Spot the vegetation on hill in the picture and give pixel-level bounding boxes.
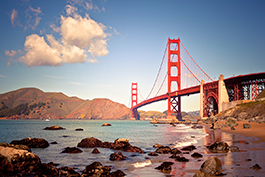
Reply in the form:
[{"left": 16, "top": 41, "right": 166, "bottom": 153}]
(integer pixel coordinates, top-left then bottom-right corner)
[{"left": 0, "top": 88, "right": 130, "bottom": 120}]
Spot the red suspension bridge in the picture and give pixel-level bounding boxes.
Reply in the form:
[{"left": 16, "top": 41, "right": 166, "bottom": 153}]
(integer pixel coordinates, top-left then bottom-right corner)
[{"left": 131, "top": 38, "right": 265, "bottom": 120}]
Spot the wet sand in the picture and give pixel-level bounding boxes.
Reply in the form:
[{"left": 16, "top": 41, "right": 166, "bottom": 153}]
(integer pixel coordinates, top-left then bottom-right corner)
[
  {"left": 205, "top": 121, "right": 265, "bottom": 143},
  {"left": 199, "top": 121, "right": 265, "bottom": 177}
]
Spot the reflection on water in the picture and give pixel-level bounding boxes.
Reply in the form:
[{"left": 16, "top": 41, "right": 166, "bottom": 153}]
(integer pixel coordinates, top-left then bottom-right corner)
[{"left": 201, "top": 126, "right": 265, "bottom": 177}]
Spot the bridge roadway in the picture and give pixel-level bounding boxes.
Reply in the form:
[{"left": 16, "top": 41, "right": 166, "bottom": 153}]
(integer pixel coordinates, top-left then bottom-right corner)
[{"left": 132, "top": 72, "right": 265, "bottom": 111}]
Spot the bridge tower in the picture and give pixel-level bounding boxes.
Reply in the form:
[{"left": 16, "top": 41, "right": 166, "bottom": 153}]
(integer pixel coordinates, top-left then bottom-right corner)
[
  {"left": 131, "top": 83, "right": 140, "bottom": 120},
  {"left": 167, "top": 38, "right": 181, "bottom": 120}
]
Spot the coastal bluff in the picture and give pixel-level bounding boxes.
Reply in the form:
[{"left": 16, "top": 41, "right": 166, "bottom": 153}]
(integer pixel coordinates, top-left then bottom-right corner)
[{"left": 0, "top": 87, "right": 130, "bottom": 120}]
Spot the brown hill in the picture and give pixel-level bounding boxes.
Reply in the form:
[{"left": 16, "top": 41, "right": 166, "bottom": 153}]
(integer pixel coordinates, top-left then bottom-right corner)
[{"left": 0, "top": 88, "right": 130, "bottom": 120}]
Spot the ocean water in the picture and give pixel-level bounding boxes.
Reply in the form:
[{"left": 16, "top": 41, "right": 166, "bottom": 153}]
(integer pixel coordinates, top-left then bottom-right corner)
[
  {"left": 0, "top": 119, "right": 209, "bottom": 176},
  {"left": 1, "top": 119, "right": 265, "bottom": 177}
]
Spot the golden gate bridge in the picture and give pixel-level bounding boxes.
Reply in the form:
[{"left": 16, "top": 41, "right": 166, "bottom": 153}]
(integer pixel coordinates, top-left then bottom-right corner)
[{"left": 131, "top": 38, "right": 265, "bottom": 120}]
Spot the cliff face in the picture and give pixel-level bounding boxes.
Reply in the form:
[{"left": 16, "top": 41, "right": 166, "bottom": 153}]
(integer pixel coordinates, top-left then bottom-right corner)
[{"left": 0, "top": 88, "right": 130, "bottom": 120}]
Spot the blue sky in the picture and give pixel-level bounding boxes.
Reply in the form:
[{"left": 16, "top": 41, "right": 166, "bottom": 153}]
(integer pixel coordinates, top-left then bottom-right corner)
[{"left": 1, "top": 0, "right": 265, "bottom": 112}]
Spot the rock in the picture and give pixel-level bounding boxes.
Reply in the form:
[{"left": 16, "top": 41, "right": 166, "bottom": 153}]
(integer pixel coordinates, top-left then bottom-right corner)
[
  {"left": 38, "top": 162, "right": 59, "bottom": 176},
  {"left": 0, "top": 145, "right": 42, "bottom": 175},
  {"left": 171, "top": 148, "right": 181, "bottom": 154},
  {"left": 102, "top": 123, "right": 111, "bottom": 126},
  {"left": 191, "top": 152, "right": 203, "bottom": 158},
  {"left": 75, "top": 128, "right": 84, "bottom": 131},
  {"left": 243, "top": 123, "right": 251, "bottom": 129},
  {"left": 50, "top": 141, "right": 58, "bottom": 144},
  {"left": 200, "top": 156, "right": 222, "bottom": 175},
  {"left": 237, "top": 112, "right": 248, "bottom": 120},
  {"left": 231, "top": 127, "right": 235, "bottom": 130},
  {"left": 82, "top": 162, "right": 111, "bottom": 177},
  {"left": 207, "top": 142, "right": 229, "bottom": 153},
  {"left": 250, "top": 164, "right": 262, "bottom": 170},
  {"left": 225, "top": 117, "right": 238, "bottom": 127},
  {"left": 77, "top": 137, "right": 103, "bottom": 148},
  {"left": 181, "top": 145, "right": 196, "bottom": 151},
  {"left": 155, "top": 146, "right": 171, "bottom": 154},
  {"left": 229, "top": 146, "right": 240, "bottom": 152},
  {"left": 110, "top": 169, "right": 126, "bottom": 177},
  {"left": 44, "top": 125, "right": 65, "bottom": 130},
  {"left": 153, "top": 144, "right": 164, "bottom": 148},
  {"left": 58, "top": 166, "right": 80, "bottom": 177},
  {"left": 10, "top": 137, "right": 49, "bottom": 148},
  {"left": 0, "top": 143, "right": 31, "bottom": 152},
  {"left": 61, "top": 147, "right": 83, "bottom": 153},
  {"left": 210, "top": 122, "right": 224, "bottom": 130},
  {"left": 92, "top": 148, "right": 100, "bottom": 154},
  {"left": 155, "top": 162, "right": 174, "bottom": 173},
  {"left": 175, "top": 156, "right": 189, "bottom": 162},
  {"left": 193, "top": 171, "right": 206, "bottom": 177},
  {"left": 148, "top": 152, "right": 158, "bottom": 156},
  {"left": 109, "top": 152, "right": 127, "bottom": 161},
  {"left": 115, "top": 138, "right": 129, "bottom": 143},
  {"left": 77, "top": 137, "right": 144, "bottom": 153}
]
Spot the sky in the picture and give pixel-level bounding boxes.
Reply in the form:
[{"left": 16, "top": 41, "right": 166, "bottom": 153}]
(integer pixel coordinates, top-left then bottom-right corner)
[{"left": 1, "top": 0, "right": 265, "bottom": 113}]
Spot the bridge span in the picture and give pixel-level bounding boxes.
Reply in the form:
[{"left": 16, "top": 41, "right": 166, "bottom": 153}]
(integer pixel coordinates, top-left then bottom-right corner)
[{"left": 131, "top": 38, "right": 265, "bottom": 120}]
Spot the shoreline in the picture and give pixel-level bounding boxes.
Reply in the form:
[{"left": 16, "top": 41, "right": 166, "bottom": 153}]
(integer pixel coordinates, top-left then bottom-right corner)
[{"left": 202, "top": 121, "right": 265, "bottom": 144}]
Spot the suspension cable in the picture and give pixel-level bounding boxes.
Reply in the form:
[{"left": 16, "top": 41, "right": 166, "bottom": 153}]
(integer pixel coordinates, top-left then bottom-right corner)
[
  {"left": 145, "top": 42, "right": 168, "bottom": 100},
  {"left": 155, "top": 71, "right": 168, "bottom": 97},
  {"left": 180, "top": 40, "right": 213, "bottom": 82},
  {"left": 180, "top": 57, "right": 200, "bottom": 83}
]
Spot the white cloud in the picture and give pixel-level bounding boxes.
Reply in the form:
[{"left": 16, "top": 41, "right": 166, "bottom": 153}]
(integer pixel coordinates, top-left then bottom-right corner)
[
  {"left": 24, "top": 6, "right": 42, "bottom": 30},
  {"left": 5, "top": 50, "right": 17, "bottom": 57},
  {"left": 11, "top": 9, "right": 18, "bottom": 27},
  {"left": 12, "top": 4, "right": 109, "bottom": 67},
  {"left": 60, "top": 14, "right": 109, "bottom": 57},
  {"left": 19, "top": 34, "right": 63, "bottom": 66},
  {"left": 10, "top": 9, "right": 22, "bottom": 28}
]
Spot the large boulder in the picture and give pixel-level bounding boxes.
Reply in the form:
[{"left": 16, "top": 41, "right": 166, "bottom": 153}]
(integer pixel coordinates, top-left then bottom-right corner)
[
  {"left": 44, "top": 125, "right": 65, "bottom": 130},
  {"left": 61, "top": 147, "right": 83, "bottom": 153},
  {"left": 155, "top": 162, "right": 174, "bottom": 173},
  {"left": 10, "top": 137, "right": 49, "bottom": 148},
  {"left": 77, "top": 137, "right": 103, "bottom": 148},
  {"left": 225, "top": 117, "right": 238, "bottom": 127},
  {"left": 0, "top": 145, "right": 41, "bottom": 175},
  {"left": 109, "top": 152, "right": 127, "bottom": 161},
  {"left": 82, "top": 162, "right": 111, "bottom": 177},
  {"left": 207, "top": 142, "right": 229, "bottom": 153},
  {"left": 155, "top": 146, "right": 171, "bottom": 154},
  {"left": 198, "top": 156, "right": 222, "bottom": 175},
  {"left": 77, "top": 137, "right": 144, "bottom": 153}
]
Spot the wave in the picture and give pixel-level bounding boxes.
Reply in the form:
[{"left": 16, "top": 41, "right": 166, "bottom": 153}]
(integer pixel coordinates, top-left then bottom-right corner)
[{"left": 133, "top": 160, "right": 152, "bottom": 168}]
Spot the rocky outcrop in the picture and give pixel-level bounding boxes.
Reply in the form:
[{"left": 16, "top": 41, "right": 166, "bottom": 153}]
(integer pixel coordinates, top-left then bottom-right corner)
[
  {"left": 61, "top": 147, "right": 83, "bottom": 153},
  {"left": 77, "top": 137, "right": 144, "bottom": 153},
  {"left": 81, "top": 162, "right": 125, "bottom": 177},
  {"left": 191, "top": 152, "right": 203, "bottom": 158},
  {"left": 91, "top": 148, "right": 100, "bottom": 154},
  {"left": 102, "top": 123, "right": 111, "bottom": 126},
  {"left": 194, "top": 156, "right": 222, "bottom": 176},
  {"left": 181, "top": 145, "right": 196, "bottom": 151},
  {"left": 155, "top": 162, "right": 174, "bottom": 173},
  {"left": 0, "top": 144, "right": 41, "bottom": 176},
  {"left": 109, "top": 152, "right": 127, "bottom": 161},
  {"left": 44, "top": 125, "right": 65, "bottom": 130},
  {"left": 207, "top": 142, "right": 229, "bottom": 153},
  {"left": 75, "top": 128, "right": 84, "bottom": 131},
  {"left": 155, "top": 146, "right": 171, "bottom": 154},
  {"left": 10, "top": 137, "right": 49, "bottom": 148}
]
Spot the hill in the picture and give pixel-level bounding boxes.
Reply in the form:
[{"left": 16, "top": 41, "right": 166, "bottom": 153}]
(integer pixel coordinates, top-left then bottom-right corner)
[{"left": 0, "top": 88, "right": 130, "bottom": 120}]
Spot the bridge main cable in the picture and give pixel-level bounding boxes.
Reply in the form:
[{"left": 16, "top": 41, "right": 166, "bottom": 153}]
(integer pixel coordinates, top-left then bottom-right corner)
[
  {"left": 145, "top": 42, "right": 168, "bottom": 100},
  {"left": 180, "top": 40, "right": 213, "bottom": 82}
]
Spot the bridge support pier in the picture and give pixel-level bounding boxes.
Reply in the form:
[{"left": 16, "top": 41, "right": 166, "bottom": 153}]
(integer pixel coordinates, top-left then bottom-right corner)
[
  {"left": 218, "top": 74, "right": 229, "bottom": 113},
  {"left": 200, "top": 80, "right": 204, "bottom": 118}
]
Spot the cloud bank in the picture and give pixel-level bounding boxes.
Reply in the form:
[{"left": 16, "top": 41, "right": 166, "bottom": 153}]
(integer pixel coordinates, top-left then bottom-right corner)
[{"left": 16, "top": 5, "right": 109, "bottom": 67}]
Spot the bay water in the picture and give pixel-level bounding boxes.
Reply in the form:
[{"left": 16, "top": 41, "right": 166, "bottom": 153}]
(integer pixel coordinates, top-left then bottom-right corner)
[{"left": 1, "top": 119, "right": 264, "bottom": 176}]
